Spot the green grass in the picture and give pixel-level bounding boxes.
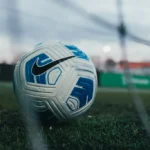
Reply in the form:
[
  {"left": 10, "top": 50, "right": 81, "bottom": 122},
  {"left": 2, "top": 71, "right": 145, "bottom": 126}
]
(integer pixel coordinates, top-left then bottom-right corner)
[
  {"left": 0, "top": 82, "right": 150, "bottom": 150},
  {"left": 0, "top": 82, "right": 18, "bottom": 109}
]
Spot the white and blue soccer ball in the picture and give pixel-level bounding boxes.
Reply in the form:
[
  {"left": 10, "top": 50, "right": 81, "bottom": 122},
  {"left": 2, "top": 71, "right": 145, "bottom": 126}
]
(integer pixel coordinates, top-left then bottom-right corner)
[{"left": 13, "top": 41, "right": 97, "bottom": 122}]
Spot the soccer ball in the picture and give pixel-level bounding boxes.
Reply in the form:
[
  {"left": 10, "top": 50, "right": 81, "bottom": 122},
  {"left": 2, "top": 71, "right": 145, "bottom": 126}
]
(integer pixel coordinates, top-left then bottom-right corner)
[{"left": 13, "top": 41, "right": 97, "bottom": 122}]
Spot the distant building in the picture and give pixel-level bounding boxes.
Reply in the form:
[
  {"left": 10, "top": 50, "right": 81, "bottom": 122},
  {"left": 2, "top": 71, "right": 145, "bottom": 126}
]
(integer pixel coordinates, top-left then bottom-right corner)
[{"left": 118, "top": 61, "right": 150, "bottom": 75}]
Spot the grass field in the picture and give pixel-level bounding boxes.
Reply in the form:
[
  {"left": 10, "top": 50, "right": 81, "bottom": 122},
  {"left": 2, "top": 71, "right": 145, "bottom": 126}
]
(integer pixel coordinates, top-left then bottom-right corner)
[{"left": 0, "top": 82, "right": 150, "bottom": 150}]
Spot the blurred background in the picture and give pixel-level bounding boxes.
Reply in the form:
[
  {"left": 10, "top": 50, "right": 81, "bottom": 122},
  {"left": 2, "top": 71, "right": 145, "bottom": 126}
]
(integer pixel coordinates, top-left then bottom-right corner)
[
  {"left": 0, "top": 0, "right": 150, "bottom": 149},
  {"left": 0, "top": 0, "right": 150, "bottom": 89}
]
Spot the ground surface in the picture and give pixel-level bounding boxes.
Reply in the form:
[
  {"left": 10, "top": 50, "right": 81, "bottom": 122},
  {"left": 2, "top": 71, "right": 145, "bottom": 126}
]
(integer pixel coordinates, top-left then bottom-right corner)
[{"left": 0, "top": 82, "right": 150, "bottom": 150}]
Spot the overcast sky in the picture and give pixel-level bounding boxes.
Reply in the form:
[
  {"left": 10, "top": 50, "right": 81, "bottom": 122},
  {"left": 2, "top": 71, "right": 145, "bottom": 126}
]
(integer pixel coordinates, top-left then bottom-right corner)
[{"left": 0, "top": 0, "right": 150, "bottom": 63}]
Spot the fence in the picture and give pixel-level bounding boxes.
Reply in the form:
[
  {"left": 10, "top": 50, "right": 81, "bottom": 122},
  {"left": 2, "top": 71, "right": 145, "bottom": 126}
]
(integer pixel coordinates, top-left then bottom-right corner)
[
  {"left": 100, "top": 72, "right": 150, "bottom": 89},
  {"left": 0, "top": 64, "right": 14, "bottom": 81}
]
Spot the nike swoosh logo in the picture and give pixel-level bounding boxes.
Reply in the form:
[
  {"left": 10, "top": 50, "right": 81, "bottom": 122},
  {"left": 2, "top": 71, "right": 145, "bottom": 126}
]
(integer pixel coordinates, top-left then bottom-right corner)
[{"left": 32, "top": 56, "right": 75, "bottom": 75}]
